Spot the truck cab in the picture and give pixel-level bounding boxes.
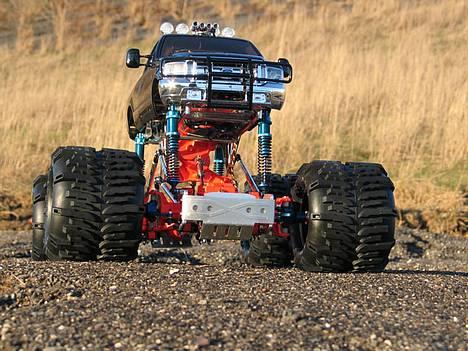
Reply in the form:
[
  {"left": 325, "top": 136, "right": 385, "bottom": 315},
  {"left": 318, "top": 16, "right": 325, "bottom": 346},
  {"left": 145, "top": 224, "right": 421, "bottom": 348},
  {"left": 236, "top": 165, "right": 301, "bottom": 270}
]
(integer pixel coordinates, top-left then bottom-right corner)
[{"left": 126, "top": 22, "right": 292, "bottom": 141}]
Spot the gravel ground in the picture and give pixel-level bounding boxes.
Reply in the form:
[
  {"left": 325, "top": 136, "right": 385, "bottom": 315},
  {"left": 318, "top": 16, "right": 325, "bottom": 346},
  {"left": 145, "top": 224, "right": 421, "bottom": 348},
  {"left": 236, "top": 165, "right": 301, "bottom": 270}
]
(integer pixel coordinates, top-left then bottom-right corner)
[{"left": 0, "top": 228, "right": 466, "bottom": 351}]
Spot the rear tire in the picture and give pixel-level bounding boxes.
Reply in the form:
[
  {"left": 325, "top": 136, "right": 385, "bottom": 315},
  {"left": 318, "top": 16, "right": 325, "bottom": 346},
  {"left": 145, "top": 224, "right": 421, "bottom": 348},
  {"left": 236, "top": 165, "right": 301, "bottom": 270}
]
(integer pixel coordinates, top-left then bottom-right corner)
[
  {"left": 241, "top": 234, "right": 292, "bottom": 267},
  {"left": 32, "top": 175, "right": 47, "bottom": 260},
  {"left": 291, "top": 161, "right": 396, "bottom": 272},
  {"left": 241, "top": 173, "right": 296, "bottom": 267},
  {"left": 43, "top": 147, "right": 145, "bottom": 261}
]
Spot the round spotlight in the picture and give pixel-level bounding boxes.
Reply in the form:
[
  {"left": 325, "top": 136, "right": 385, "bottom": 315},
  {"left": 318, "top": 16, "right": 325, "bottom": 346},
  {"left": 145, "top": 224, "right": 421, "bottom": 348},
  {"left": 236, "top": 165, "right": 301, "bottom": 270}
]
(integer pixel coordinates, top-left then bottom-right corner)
[
  {"left": 175, "top": 23, "right": 190, "bottom": 34},
  {"left": 160, "top": 22, "right": 174, "bottom": 35},
  {"left": 221, "top": 27, "right": 235, "bottom": 37}
]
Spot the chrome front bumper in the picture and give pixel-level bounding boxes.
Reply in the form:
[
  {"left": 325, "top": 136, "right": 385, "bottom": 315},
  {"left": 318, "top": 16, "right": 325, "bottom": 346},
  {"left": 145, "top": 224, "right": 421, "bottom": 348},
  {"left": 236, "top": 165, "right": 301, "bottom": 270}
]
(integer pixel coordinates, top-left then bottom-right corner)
[{"left": 158, "top": 79, "right": 286, "bottom": 110}]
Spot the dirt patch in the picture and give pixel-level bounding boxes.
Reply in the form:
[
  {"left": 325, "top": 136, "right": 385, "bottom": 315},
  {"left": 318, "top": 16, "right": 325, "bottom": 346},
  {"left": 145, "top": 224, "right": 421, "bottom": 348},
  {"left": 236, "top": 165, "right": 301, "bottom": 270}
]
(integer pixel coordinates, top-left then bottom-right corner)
[
  {"left": 395, "top": 181, "right": 467, "bottom": 236},
  {"left": 0, "top": 274, "right": 17, "bottom": 295},
  {"left": 397, "top": 204, "right": 467, "bottom": 236},
  {"left": 0, "top": 191, "right": 31, "bottom": 231}
]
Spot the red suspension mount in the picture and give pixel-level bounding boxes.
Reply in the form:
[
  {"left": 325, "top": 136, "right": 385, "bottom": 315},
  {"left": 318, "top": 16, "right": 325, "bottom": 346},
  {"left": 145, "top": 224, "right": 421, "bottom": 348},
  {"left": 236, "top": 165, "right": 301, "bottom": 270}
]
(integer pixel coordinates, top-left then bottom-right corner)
[{"left": 139, "top": 107, "right": 303, "bottom": 244}]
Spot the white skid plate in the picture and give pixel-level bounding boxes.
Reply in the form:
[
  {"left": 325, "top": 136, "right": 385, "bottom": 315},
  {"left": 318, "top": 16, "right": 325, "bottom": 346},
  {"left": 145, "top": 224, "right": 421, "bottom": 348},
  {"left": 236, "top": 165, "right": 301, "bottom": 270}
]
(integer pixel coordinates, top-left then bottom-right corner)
[{"left": 181, "top": 192, "right": 275, "bottom": 226}]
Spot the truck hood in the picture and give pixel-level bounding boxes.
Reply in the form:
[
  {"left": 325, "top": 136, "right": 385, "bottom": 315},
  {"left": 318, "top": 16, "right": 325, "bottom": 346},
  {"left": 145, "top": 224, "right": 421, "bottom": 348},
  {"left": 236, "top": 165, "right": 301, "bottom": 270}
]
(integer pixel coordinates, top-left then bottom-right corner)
[{"left": 167, "top": 51, "right": 265, "bottom": 61}]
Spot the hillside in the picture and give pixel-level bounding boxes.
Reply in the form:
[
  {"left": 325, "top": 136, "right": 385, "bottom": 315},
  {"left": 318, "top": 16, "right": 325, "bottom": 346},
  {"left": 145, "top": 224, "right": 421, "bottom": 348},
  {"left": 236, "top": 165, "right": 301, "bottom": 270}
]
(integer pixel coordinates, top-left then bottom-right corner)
[{"left": 0, "top": 0, "right": 466, "bottom": 234}]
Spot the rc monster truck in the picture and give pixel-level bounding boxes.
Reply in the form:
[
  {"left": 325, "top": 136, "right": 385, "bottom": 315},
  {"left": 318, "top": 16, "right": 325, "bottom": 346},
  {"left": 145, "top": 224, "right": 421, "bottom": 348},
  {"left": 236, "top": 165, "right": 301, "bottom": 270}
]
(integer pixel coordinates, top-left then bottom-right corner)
[{"left": 32, "top": 21, "right": 396, "bottom": 271}]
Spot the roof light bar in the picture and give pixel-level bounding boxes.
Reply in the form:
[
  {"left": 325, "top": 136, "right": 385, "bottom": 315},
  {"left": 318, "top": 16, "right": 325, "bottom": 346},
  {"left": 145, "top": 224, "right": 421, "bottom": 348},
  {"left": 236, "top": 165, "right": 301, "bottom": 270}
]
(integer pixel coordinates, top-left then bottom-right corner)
[
  {"left": 191, "top": 21, "right": 220, "bottom": 36},
  {"left": 159, "top": 21, "right": 235, "bottom": 37}
]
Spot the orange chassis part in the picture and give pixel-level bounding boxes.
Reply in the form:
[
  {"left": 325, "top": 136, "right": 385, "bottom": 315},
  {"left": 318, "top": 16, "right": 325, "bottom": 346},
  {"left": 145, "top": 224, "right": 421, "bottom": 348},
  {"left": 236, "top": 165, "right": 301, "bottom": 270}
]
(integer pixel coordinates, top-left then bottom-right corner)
[{"left": 141, "top": 113, "right": 291, "bottom": 242}]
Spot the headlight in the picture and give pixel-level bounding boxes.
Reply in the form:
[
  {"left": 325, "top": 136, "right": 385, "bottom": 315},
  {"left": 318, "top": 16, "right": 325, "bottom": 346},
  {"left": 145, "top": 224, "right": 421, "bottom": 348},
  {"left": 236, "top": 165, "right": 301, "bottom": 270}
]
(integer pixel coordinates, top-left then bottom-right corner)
[
  {"left": 265, "top": 66, "right": 283, "bottom": 80},
  {"left": 162, "top": 60, "right": 197, "bottom": 76},
  {"left": 257, "top": 65, "right": 284, "bottom": 80}
]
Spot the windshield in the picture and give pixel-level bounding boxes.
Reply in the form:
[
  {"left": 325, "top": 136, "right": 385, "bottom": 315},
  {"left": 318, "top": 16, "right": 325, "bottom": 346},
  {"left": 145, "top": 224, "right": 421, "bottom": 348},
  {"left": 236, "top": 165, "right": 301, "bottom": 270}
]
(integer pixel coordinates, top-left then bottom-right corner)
[{"left": 159, "top": 35, "right": 262, "bottom": 57}]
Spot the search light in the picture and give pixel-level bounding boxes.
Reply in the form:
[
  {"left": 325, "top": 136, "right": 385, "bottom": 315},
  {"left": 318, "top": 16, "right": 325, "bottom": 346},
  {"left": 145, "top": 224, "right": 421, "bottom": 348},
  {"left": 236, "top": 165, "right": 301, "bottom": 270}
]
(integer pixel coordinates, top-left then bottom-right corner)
[
  {"left": 160, "top": 22, "right": 174, "bottom": 34},
  {"left": 175, "top": 23, "right": 190, "bottom": 34},
  {"left": 221, "top": 27, "right": 235, "bottom": 38}
]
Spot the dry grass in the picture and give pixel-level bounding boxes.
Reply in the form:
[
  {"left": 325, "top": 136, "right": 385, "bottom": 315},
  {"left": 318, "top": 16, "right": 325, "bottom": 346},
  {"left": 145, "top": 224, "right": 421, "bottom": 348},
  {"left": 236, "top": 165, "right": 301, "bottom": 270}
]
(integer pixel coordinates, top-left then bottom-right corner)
[{"left": 0, "top": 0, "right": 466, "bottom": 233}]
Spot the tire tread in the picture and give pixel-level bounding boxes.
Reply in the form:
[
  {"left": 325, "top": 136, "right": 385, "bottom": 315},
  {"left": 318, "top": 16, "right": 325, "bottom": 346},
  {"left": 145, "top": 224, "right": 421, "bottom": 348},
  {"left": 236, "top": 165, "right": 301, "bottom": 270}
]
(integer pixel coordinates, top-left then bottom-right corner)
[
  {"left": 293, "top": 161, "right": 396, "bottom": 272},
  {"left": 41, "top": 147, "right": 144, "bottom": 261}
]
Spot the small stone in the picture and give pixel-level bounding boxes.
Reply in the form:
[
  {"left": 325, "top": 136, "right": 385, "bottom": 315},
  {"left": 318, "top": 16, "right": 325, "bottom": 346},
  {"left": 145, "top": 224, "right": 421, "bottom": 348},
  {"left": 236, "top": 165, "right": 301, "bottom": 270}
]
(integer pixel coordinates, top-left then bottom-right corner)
[
  {"left": 114, "top": 342, "right": 122, "bottom": 348},
  {"left": 384, "top": 340, "right": 392, "bottom": 346},
  {"left": 196, "top": 336, "right": 210, "bottom": 348},
  {"left": 198, "top": 299, "right": 207, "bottom": 305},
  {"left": 67, "top": 289, "right": 82, "bottom": 298},
  {"left": 0, "top": 294, "right": 16, "bottom": 306},
  {"left": 57, "top": 325, "right": 65, "bottom": 331},
  {"left": 109, "top": 285, "right": 118, "bottom": 291},
  {"left": 169, "top": 268, "right": 180, "bottom": 275}
]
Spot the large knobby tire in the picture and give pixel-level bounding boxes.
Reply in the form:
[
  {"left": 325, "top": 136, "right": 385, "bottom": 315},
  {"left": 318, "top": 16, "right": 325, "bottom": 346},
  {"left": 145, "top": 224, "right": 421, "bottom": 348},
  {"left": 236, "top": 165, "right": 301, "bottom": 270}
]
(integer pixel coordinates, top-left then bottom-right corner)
[
  {"left": 241, "top": 173, "right": 296, "bottom": 267},
  {"left": 43, "top": 147, "right": 145, "bottom": 261},
  {"left": 291, "top": 161, "right": 396, "bottom": 272},
  {"left": 31, "top": 175, "right": 47, "bottom": 260}
]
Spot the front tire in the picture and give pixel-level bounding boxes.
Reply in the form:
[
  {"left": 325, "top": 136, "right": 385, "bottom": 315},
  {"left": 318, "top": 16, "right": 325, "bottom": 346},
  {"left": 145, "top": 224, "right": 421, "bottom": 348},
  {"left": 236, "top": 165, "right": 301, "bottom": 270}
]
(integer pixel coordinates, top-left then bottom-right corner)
[
  {"left": 291, "top": 161, "right": 396, "bottom": 272},
  {"left": 43, "top": 147, "right": 145, "bottom": 261}
]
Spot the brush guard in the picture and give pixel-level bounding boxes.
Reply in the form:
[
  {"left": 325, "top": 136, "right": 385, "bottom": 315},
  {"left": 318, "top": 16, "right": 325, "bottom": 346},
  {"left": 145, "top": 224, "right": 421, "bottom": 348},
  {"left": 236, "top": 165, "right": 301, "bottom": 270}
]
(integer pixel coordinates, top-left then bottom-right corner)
[{"left": 158, "top": 55, "right": 293, "bottom": 110}]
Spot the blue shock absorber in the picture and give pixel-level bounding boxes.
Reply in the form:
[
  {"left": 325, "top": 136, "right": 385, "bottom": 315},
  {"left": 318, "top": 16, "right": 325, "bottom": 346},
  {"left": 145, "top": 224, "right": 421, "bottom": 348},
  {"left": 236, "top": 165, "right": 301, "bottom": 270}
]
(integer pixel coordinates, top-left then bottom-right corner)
[
  {"left": 257, "top": 110, "right": 272, "bottom": 192},
  {"left": 213, "top": 145, "right": 225, "bottom": 175},
  {"left": 166, "top": 104, "right": 181, "bottom": 186},
  {"left": 135, "top": 133, "right": 145, "bottom": 160}
]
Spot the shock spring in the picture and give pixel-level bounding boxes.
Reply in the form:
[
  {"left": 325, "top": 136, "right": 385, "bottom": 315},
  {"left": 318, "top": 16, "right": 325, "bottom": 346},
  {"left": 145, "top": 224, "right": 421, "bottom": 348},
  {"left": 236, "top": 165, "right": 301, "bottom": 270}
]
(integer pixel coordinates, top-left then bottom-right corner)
[
  {"left": 213, "top": 145, "right": 225, "bottom": 175},
  {"left": 134, "top": 133, "right": 145, "bottom": 160},
  {"left": 257, "top": 110, "right": 272, "bottom": 191},
  {"left": 166, "top": 104, "right": 180, "bottom": 186}
]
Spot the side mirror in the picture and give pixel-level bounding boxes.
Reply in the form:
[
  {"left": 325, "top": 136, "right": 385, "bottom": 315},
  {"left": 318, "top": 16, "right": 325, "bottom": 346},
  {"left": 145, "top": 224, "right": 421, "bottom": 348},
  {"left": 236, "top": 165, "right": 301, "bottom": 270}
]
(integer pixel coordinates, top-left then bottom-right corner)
[
  {"left": 126, "top": 48, "right": 141, "bottom": 68},
  {"left": 278, "top": 58, "right": 292, "bottom": 79}
]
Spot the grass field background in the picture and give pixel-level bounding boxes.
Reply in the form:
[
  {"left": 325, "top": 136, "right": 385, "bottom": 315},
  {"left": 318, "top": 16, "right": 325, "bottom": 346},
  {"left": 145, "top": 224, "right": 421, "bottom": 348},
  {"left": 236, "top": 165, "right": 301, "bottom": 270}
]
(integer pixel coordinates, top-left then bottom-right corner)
[{"left": 0, "top": 0, "right": 466, "bottom": 234}]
